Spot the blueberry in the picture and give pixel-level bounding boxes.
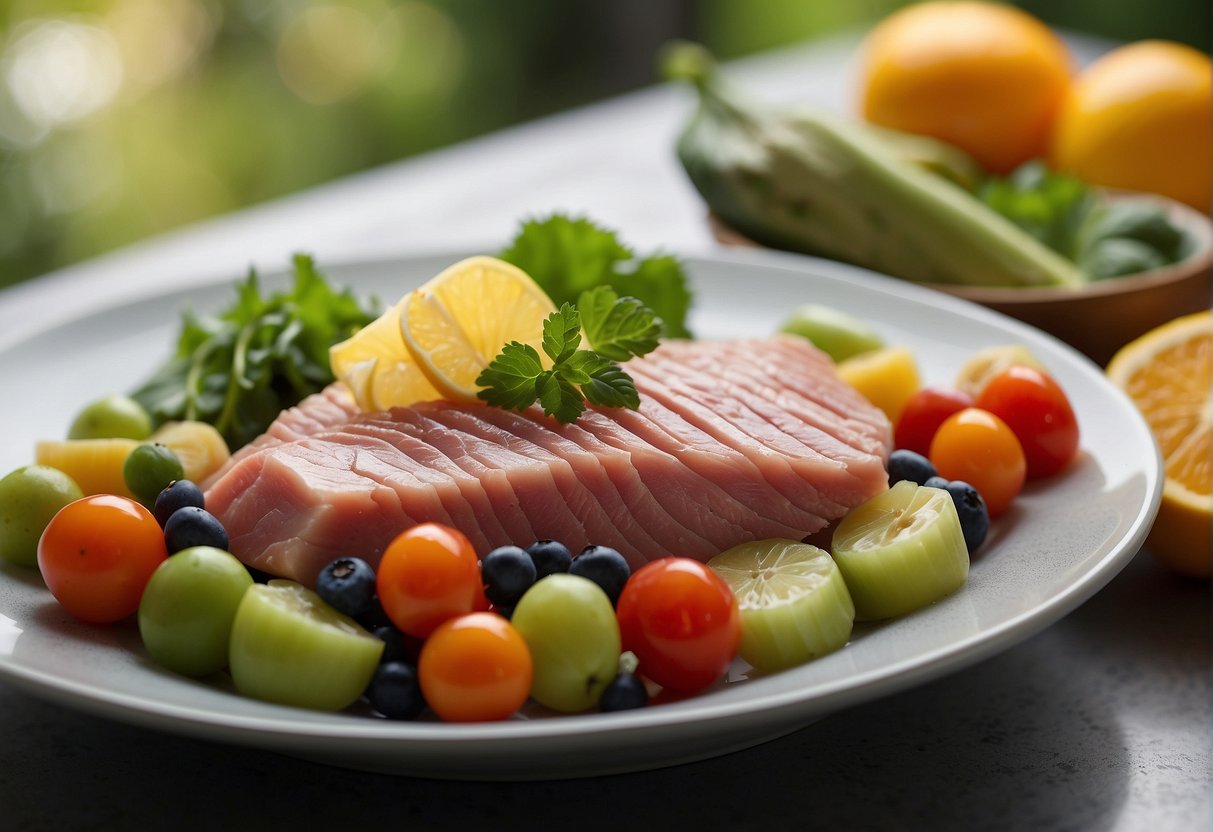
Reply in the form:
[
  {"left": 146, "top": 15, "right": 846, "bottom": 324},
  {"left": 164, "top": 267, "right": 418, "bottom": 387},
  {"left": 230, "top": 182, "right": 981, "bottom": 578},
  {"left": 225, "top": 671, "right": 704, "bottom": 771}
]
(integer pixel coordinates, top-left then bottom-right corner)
[
  {"left": 924, "top": 476, "right": 950, "bottom": 490},
  {"left": 372, "top": 625, "right": 423, "bottom": 665},
  {"left": 481, "top": 545, "right": 537, "bottom": 606},
  {"left": 365, "top": 661, "right": 426, "bottom": 720},
  {"left": 316, "top": 557, "right": 376, "bottom": 617},
  {"left": 493, "top": 604, "right": 515, "bottom": 621},
  {"left": 570, "top": 545, "right": 631, "bottom": 606},
  {"left": 163, "top": 506, "right": 229, "bottom": 554},
  {"left": 526, "top": 539, "right": 572, "bottom": 579},
  {"left": 356, "top": 595, "right": 395, "bottom": 631},
  {"left": 943, "top": 480, "right": 990, "bottom": 553},
  {"left": 888, "top": 449, "right": 937, "bottom": 486},
  {"left": 153, "top": 480, "right": 205, "bottom": 528},
  {"left": 600, "top": 672, "right": 647, "bottom": 712}
]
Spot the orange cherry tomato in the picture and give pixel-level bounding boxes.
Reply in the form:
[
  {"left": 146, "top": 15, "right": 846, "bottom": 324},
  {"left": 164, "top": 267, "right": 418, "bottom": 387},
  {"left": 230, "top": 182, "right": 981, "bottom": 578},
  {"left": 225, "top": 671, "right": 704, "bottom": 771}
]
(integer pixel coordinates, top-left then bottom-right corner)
[
  {"left": 616, "top": 557, "right": 741, "bottom": 693},
  {"left": 418, "top": 612, "right": 533, "bottom": 722},
  {"left": 376, "top": 522, "right": 480, "bottom": 638},
  {"left": 929, "top": 408, "right": 1027, "bottom": 517},
  {"left": 37, "top": 495, "right": 168, "bottom": 624}
]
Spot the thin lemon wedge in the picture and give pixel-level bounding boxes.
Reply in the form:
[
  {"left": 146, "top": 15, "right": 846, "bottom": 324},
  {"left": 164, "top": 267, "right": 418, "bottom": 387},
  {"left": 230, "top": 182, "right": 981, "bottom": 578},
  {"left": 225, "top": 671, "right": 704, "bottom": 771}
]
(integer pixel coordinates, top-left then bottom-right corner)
[
  {"left": 1107, "top": 311, "right": 1212, "bottom": 578},
  {"left": 329, "top": 294, "right": 440, "bottom": 412},
  {"left": 401, "top": 256, "right": 556, "bottom": 402}
]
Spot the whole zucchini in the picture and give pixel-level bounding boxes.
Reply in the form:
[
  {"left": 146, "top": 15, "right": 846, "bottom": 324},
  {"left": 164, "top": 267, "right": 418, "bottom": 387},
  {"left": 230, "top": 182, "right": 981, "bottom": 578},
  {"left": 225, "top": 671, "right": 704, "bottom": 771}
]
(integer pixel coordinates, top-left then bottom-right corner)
[{"left": 664, "top": 43, "right": 1083, "bottom": 289}]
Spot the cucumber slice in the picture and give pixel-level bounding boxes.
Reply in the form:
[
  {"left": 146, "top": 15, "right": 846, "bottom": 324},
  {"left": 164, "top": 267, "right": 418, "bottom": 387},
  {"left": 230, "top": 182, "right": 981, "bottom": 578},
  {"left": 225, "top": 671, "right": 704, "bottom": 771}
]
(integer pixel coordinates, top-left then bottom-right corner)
[
  {"left": 832, "top": 481, "right": 969, "bottom": 620},
  {"left": 708, "top": 539, "right": 854, "bottom": 673},
  {"left": 228, "top": 581, "right": 384, "bottom": 711}
]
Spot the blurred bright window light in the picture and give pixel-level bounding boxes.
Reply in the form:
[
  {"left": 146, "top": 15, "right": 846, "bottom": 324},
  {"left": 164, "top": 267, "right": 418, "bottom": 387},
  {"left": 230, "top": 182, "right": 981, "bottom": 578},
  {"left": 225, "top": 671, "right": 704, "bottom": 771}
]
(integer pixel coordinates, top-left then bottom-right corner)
[
  {"left": 276, "top": 3, "right": 386, "bottom": 105},
  {"left": 3, "top": 19, "right": 124, "bottom": 129},
  {"left": 107, "top": 0, "right": 219, "bottom": 94}
]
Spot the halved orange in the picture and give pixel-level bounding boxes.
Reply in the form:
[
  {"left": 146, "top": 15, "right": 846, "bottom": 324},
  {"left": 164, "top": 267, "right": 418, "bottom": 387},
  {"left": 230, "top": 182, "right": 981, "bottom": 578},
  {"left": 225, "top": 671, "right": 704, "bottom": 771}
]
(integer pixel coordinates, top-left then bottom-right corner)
[{"left": 1106, "top": 311, "right": 1211, "bottom": 578}]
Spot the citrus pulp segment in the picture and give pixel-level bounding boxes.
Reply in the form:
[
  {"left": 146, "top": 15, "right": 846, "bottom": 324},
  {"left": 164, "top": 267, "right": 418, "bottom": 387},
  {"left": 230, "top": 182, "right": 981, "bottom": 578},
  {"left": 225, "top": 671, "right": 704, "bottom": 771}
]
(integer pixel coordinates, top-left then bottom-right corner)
[
  {"left": 329, "top": 296, "right": 440, "bottom": 412},
  {"left": 400, "top": 256, "right": 556, "bottom": 402},
  {"left": 708, "top": 539, "right": 854, "bottom": 673},
  {"left": 1106, "top": 311, "right": 1212, "bottom": 577}
]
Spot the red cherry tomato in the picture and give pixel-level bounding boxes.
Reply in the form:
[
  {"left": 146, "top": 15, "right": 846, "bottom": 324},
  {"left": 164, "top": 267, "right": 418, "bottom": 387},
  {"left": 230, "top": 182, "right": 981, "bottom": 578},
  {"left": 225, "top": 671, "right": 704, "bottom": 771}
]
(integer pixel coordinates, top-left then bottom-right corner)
[
  {"left": 376, "top": 523, "right": 480, "bottom": 638},
  {"left": 929, "top": 408, "right": 1026, "bottom": 517},
  {"left": 976, "top": 366, "right": 1079, "bottom": 479},
  {"left": 616, "top": 557, "right": 741, "bottom": 693},
  {"left": 37, "top": 495, "right": 168, "bottom": 624},
  {"left": 894, "top": 386, "right": 974, "bottom": 455},
  {"left": 418, "top": 612, "right": 533, "bottom": 722}
]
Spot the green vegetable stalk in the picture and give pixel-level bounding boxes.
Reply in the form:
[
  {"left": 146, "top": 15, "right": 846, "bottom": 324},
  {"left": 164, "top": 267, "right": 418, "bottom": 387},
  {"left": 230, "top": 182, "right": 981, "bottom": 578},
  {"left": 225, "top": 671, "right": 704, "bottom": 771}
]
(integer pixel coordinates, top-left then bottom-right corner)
[
  {"left": 131, "top": 255, "right": 378, "bottom": 449},
  {"left": 662, "top": 42, "right": 1083, "bottom": 289}
]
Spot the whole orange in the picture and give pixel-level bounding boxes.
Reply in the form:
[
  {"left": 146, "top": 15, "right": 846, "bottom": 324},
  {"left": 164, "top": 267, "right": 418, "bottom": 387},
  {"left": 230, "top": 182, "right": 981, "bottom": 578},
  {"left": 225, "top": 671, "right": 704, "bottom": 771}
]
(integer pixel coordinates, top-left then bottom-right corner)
[
  {"left": 1050, "top": 40, "right": 1212, "bottom": 212},
  {"left": 859, "top": 1, "right": 1072, "bottom": 173}
]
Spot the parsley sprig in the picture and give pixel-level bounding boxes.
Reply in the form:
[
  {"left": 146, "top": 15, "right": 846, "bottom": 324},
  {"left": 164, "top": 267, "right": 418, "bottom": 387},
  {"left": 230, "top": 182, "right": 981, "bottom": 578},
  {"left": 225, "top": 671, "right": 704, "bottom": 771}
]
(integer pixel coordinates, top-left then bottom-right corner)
[{"left": 476, "top": 286, "right": 661, "bottom": 424}]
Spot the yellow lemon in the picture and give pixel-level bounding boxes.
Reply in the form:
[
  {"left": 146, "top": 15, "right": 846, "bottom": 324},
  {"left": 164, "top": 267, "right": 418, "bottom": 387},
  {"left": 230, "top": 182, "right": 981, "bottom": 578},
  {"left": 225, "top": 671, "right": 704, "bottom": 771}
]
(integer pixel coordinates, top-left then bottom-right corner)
[
  {"left": 400, "top": 256, "right": 556, "bottom": 403},
  {"left": 330, "top": 295, "right": 441, "bottom": 412},
  {"left": 1106, "top": 311, "right": 1211, "bottom": 578}
]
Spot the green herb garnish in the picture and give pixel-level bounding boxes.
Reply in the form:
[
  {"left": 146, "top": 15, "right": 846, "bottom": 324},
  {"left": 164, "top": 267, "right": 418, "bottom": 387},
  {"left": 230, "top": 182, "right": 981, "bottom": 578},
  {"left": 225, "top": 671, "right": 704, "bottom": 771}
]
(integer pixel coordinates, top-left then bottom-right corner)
[
  {"left": 476, "top": 285, "right": 662, "bottom": 424},
  {"left": 500, "top": 214, "right": 693, "bottom": 338},
  {"left": 131, "top": 254, "right": 378, "bottom": 449}
]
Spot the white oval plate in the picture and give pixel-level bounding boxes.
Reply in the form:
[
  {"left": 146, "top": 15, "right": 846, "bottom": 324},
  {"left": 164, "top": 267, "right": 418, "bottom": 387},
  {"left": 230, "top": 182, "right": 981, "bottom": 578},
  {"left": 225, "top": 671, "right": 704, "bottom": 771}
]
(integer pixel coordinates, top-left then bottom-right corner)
[{"left": 0, "top": 249, "right": 1160, "bottom": 779}]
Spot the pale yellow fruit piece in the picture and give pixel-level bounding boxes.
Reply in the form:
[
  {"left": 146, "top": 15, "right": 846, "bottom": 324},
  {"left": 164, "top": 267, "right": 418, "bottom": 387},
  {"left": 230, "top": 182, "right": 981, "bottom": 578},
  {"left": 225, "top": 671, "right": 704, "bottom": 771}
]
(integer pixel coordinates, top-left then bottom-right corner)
[
  {"left": 401, "top": 256, "right": 556, "bottom": 402},
  {"left": 329, "top": 295, "right": 440, "bottom": 412},
  {"left": 1106, "top": 310, "right": 1211, "bottom": 578},
  {"left": 150, "top": 421, "right": 231, "bottom": 483},
  {"left": 835, "top": 346, "right": 920, "bottom": 424},
  {"left": 955, "top": 344, "right": 1045, "bottom": 399},
  {"left": 34, "top": 438, "right": 139, "bottom": 497}
]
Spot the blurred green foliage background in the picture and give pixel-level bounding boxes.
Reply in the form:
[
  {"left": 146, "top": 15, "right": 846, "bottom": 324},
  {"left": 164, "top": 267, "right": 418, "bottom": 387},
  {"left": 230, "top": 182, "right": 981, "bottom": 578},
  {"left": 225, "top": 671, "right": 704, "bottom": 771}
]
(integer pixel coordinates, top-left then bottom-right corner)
[{"left": 0, "top": 0, "right": 1208, "bottom": 288}]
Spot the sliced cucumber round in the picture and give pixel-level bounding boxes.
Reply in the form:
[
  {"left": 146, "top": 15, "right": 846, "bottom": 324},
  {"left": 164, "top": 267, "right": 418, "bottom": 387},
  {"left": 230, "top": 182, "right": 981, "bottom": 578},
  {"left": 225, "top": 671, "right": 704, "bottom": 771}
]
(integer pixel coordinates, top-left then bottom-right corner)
[
  {"left": 708, "top": 539, "right": 854, "bottom": 673},
  {"left": 228, "top": 580, "right": 384, "bottom": 711},
  {"left": 832, "top": 480, "right": 969, "bottom": 620}
]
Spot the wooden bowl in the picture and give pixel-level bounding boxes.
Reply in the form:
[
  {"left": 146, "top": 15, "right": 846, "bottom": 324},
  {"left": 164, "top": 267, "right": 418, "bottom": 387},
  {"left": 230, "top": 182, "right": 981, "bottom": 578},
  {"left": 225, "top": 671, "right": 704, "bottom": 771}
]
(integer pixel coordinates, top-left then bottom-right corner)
[{"left": 709, "top": 195, "right": 1211, "bottom": 366}]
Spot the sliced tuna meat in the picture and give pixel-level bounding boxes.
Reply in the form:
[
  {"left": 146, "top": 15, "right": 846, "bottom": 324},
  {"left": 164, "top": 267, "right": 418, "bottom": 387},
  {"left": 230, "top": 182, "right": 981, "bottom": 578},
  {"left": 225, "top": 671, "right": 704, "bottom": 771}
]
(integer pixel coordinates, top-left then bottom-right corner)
[{"left": 204, "top": 336, "right": 892, "bottom": 585}]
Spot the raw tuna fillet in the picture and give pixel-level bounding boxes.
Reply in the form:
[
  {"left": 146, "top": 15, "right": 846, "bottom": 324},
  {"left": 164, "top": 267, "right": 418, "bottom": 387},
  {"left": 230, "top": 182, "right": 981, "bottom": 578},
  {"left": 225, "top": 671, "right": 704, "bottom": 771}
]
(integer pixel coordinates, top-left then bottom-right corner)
[{"left": 204, "top": 337, "right": 891, "bottom": 585}]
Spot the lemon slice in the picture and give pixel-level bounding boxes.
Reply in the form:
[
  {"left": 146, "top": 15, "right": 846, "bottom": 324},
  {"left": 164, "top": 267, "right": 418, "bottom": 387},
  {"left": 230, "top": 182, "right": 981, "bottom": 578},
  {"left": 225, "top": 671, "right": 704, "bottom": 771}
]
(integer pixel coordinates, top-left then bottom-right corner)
[
  {"left": 400, "top": 256, "right": 557, "bottom": 402},
  {"left": 330, "top": 296, "right": 440, "bottom": 412},
  {"left": 1107, "top": 311, "right": 1211, "bottom": 578},
  {"left": 708, "top": 539, "right": 854, "bottom": 673}
]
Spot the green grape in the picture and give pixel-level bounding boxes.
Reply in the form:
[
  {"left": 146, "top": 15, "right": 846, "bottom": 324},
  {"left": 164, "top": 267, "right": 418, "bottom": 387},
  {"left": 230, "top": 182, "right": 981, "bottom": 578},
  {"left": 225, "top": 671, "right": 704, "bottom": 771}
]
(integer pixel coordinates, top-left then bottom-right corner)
[
  {"left": 138, "top": 546, "right": 254, "bottom": 677},
  {"left": 123, "top": 443, "right": 184, "bottom": 506},
  {"left": 510, "top": 574, "right": 620, "bottom": 712},
  {"left": 779, "top": 304, "right": 885, "bottom": 363},
  {"left": 832, "top": 481, "right": 970, "bottom": 620},
  {"left": 68, "top": 394, "right": 153, "bottom": 441},
  {"left": 0, "top": 466, "right": 84, "bottom": 568},
  {"left": 228, "top": 581, "right": 383, "bottom": 711}
]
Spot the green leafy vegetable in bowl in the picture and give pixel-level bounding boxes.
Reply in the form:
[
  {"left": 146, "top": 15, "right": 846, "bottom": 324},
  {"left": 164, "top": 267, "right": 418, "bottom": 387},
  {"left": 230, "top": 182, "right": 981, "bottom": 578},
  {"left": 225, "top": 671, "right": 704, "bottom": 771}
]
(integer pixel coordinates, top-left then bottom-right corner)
[
  {"left": 131, "top": 255, "right": 378, "bottom": 449},
  {"left": 978, "top": 162, "right": 1194, "bottom": 281}
]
